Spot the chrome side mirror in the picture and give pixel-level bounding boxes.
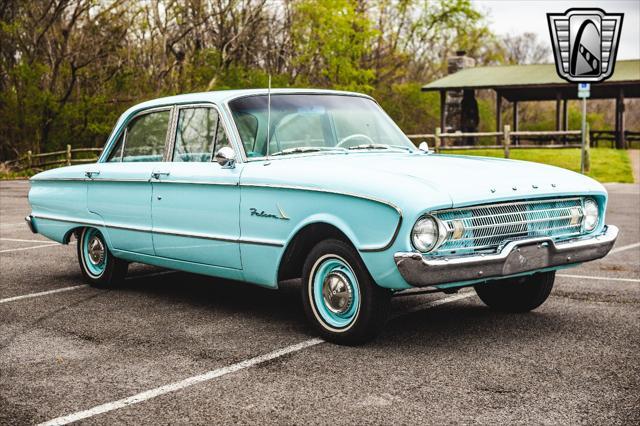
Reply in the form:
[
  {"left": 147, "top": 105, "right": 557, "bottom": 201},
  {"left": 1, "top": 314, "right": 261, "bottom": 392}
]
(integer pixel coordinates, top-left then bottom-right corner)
[
  {"left": 418, "top": 141, "right": 430, "bottom": 152},
  {"left": 215, "top": 146, "right": 236, "bottom": 168}
]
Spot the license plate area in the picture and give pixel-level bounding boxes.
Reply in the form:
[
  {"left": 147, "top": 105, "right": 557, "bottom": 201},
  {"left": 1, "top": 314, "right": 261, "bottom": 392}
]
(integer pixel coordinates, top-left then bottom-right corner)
[{"left": 502, "top": 242, "right": 551, "bottom": 275}]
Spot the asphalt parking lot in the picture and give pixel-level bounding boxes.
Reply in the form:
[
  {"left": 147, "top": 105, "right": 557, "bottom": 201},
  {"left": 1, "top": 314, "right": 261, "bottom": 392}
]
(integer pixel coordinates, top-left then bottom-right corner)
[{"left": 1, "top": 179, "right": 639, "bottom": 425}]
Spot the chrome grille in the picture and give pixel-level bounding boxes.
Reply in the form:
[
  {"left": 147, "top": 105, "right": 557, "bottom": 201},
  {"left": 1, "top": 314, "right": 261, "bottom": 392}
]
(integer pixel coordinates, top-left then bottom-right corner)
[{"left": 431, "top": 197, "right": 585, "bottom": 256}]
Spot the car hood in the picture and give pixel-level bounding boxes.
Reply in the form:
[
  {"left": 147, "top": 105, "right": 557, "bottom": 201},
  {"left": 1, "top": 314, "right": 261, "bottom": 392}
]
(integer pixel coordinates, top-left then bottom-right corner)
[{"left": 244, "top": 152, "right": 606, "bottom": 210}]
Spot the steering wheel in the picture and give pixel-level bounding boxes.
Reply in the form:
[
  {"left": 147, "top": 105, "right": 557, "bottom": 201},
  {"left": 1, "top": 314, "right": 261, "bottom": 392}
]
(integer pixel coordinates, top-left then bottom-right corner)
[{"left": 336, "top": 133, "right": 375, "bottom": 148}]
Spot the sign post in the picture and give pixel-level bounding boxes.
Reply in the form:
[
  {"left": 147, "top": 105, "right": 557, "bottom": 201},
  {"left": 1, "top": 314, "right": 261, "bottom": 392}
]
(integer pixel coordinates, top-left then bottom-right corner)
[{"left": 578, "top": 83, "right": 590, "bottom": 174}]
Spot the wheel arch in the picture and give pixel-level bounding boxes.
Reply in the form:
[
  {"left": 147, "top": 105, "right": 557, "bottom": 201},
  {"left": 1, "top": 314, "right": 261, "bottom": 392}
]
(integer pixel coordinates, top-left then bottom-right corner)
[
  {"left": 62, "top": 222, "right": 114, "bottom": 252},
  {"left": 277, "top": 221, "right": 360, "bottom": 282},
  {"left": 63, "top": 226, "right": 85, "bottom": 244}
]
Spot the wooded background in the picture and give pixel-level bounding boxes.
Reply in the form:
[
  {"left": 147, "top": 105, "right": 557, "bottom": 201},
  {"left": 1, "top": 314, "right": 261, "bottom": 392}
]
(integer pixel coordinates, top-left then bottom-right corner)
[{"left": 0, "top": 0, "right": 631, "bottom": 161}]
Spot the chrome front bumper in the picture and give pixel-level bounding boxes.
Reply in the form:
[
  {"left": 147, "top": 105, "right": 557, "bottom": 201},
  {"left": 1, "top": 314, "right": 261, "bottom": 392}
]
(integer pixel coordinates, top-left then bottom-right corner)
[{"left": 394, "top": 225, "right": 618, "bottom": 287}]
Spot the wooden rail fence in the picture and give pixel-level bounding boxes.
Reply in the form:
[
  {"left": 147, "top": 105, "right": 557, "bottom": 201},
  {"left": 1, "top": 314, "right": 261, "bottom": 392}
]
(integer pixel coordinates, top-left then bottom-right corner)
[
  {"left": 5, "top": 145, "right": 102, "bottom": 171},
  {"left": 407, "top": 125, "right": 590, "bottom": 171},
  {"left": 5, "top": 126, "right": 597, "bottom": 173}
]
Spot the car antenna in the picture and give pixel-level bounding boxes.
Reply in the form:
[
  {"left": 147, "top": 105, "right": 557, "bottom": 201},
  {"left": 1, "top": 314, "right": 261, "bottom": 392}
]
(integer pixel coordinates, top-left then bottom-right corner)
[{"left": 266, "top": 74, "right": 272, "bottom": 158}]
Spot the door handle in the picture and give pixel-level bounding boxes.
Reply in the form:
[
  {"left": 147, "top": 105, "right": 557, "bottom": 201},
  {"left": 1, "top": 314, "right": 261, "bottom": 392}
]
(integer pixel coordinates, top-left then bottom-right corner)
[
  {"left": 85, "top": 170, "right": 100, "bottom": 178},
  {"left": 151, "top": 171, "right": 170, "bottom": 179}
]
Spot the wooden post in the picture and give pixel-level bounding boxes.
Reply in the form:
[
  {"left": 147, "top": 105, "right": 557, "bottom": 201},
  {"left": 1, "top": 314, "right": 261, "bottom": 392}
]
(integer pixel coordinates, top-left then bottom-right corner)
[
  {"left": 27, "top": 150, "right": 32, "bottom": 170},
  {"left": 434, "top": 127, "right": 442, "bottom": 153},
  {"left": 495, "top": 91, "right": 502, "bottom": 145},
  {"left": 555, "top": 93, "right": 562, "bottom": 131},
  {"left": 614, "top": 89, "right": 626, "bottom": 149},
  {"left": 503, "top": 124, "right": 511, "bottom": 159},
  {"left": 66, "top": 144, "right": 72, "bottom": 166},
  {"left": 555, "top": 92, "right": 562, "bottom": 144},
  {"left": 584, "top": 122, "right": 591, "bottom": 173},
  {"left": 439, "top": 90, "right": 446, "bottom": 134},
  {"left": 562, "top": 99, "right": 569, "bottom": 145},
  {"left": 512, "top": 101, "right": 519, "bottom": 146}
]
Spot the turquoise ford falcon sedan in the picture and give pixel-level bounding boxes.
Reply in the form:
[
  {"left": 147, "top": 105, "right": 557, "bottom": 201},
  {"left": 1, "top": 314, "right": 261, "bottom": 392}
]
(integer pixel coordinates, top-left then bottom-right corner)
[{"left": 26, "top": 89, "right": 618, "bottom": 344}]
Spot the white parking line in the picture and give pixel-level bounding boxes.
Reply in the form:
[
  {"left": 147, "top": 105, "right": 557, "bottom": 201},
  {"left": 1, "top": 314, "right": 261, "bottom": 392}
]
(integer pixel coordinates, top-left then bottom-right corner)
[
  {"left": 0, "top": 243, "right": 59, "bottom": 253},
  {"left": 1, "top": 237, "right": 51, "bottom": 243},
  {"left": 39, "top": 339, "right": 324, "bottom": 426},
  {"left": 396, "top": 291, "right": 475, "bottom": 317},
  {"left": 558, "top": 274, "right": 640, "bottom": 283},
  {"left": 610, "top": 242, "right": 640, "bottom": 254},
  {"left": 0, "top": 285, "right": 88, "bottom": 304},
  {"left": 39, "top": 292, "right": 471, "bottom": 425},
  {"left": 0, "top": 222, "right": 26, "bottom": 228}
]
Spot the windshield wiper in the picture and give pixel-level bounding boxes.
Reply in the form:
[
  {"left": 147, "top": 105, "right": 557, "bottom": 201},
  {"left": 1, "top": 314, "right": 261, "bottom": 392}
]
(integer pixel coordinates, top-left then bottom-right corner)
[
  {"left": 347, "top": 144, "right": 413, "bottom": 152},
  {"left": 270, "top": 146, "right": 347, "bottom": 156}
]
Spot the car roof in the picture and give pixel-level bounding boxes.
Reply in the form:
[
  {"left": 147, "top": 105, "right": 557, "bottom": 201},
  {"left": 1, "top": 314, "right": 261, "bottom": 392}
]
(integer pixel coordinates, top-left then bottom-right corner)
[{"left": 124, "top": 88, "right": 373, "bottom": 115}]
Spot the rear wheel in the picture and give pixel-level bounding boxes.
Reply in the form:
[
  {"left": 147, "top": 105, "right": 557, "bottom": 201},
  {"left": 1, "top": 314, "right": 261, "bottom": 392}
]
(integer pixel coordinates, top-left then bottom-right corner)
[
  {"left": 474, "top": 271, "right": 555, "bottom": 312},
  {"left": 77, "top": 227, "right": 128, "bottom": 288},
  {"left": 301, "top": 239, "right": 391, "bottom": 345}
]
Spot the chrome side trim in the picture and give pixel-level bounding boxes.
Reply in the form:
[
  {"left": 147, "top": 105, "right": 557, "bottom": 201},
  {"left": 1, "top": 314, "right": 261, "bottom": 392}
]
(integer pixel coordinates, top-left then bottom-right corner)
[
  {"left": 152, "top": 227, "right": 236, "bottom": 243},
  {"left": 240, "top": 182, "right": 402, "bottom": 252},
  {"left": 32, "top": 214, "right": 103, "bottom": 227},
  {"left": 394, "top": 225, "right": 618, "bottom": 287},
  {"left": 31, "top": 214, "right": 283, "bottom": 247},
  {"left": 92, "top": 178, "right": 150, "bottom": 183},
  {"left": 31, "top": 178, "right": 239, "bottom": 186},
  {"left": 238, "top": 237, "right": 285, "bottom": 247},
  {"left": 106, "top": 223, "right": 152, "bottom": 233},
  {"left": 150, "top": 180, "right": 238, "bottom": 186},
  {"left": 30, "top": 178, "right": 88, "bottom": 182}
]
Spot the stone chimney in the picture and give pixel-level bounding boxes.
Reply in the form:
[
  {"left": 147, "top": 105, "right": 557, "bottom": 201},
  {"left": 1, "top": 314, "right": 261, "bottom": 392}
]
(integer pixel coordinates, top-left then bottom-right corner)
[
  {"left": 446, "top": 51, "right": 477, "bottom": 139},
  {"left": 448, "top": 50, "right": 476, "bottom": 74}
]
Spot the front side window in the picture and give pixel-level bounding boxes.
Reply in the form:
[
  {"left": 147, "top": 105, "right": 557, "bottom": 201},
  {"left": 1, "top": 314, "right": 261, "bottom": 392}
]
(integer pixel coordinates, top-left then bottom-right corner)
[
  {"left": 121, "top": 110, "right": 171, "bottom": 162},
  {"left": 228, "top": 94, "right": 415, "bottom": 158},
  {"left": 214, "top": 114, "right": 231, "bottom": 153},
  {"left": 171, "top": 106, "right": 232, "bottom": 162},
  {"left": 173, "top": 108, "right": 218, "bottom": 162}
]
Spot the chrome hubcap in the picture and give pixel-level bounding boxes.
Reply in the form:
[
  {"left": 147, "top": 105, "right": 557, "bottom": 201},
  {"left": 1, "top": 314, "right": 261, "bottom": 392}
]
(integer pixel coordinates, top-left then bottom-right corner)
[
  {"left": 322, "top": 271, "right": 353, "bottom": 314},
  {"left": 87, "top": 236, "right": 105, "bottom": 265}
]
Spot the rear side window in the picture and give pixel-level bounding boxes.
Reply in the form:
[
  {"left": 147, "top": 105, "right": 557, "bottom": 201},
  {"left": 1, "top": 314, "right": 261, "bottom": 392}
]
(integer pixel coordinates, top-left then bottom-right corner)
[{"left": 119, "top": 110, "right": 170, "bottom": 162}]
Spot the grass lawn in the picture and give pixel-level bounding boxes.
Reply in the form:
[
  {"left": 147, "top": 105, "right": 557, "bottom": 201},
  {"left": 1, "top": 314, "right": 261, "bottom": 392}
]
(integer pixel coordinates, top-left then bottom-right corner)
[{"left": 444, "top": 148, "right": 634, "bottom": 183}]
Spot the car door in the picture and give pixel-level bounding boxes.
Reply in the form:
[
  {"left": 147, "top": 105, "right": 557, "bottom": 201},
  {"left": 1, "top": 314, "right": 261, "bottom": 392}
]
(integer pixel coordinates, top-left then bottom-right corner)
[
  {"left": 150, "top": 104, "right": 242, "bottom": 269},
  {"left": 87, "top": 107, "right": 173, "bottom": 255}
]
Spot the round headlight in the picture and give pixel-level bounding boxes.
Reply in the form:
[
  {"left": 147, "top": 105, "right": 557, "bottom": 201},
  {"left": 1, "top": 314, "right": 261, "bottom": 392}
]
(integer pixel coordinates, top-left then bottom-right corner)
[
  {"left": 583, "top": 198, "right": 599, "bottom": 232},
  {"left": 412, "top": 216, "right": 445, "bottom": 252}
]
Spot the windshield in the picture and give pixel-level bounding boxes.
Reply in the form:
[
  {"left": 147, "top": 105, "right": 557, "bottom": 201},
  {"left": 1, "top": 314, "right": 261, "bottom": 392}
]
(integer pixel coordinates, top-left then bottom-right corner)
[{"left": 228, "top": 94, "right": 415, "bottom": 158}]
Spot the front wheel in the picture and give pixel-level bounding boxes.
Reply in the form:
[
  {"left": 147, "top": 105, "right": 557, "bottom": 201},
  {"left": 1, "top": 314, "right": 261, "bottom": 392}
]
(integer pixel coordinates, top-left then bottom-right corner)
[
  {"left": 474, "top": 271, "right": 555, "bottom": 312},
  {"left": 77, "top": 227, "right": 128, "bottom": 288},
  {"left": 301, "top": 239, "right": 391, "bottom": 345}
]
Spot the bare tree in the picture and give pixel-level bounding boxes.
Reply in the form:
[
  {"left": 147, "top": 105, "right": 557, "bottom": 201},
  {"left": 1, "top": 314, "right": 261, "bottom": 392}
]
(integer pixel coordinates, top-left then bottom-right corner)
[{"left": 501, "top": 32, "right": 551, "bottom": 65}]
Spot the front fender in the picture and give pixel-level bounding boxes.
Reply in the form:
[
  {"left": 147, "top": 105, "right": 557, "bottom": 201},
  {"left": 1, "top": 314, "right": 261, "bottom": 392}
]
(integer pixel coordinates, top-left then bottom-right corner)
[{"left": 238, "top": 185, "right": 402, "bottom": 287}]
